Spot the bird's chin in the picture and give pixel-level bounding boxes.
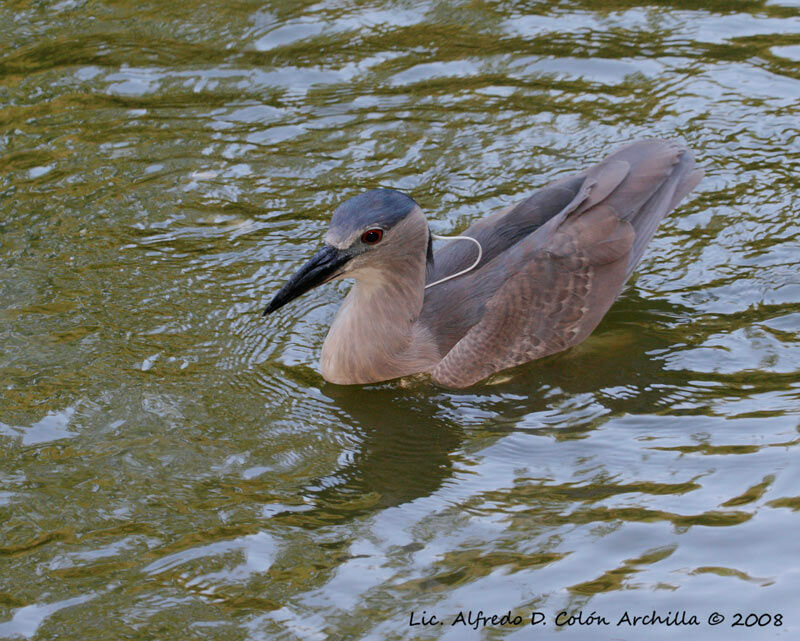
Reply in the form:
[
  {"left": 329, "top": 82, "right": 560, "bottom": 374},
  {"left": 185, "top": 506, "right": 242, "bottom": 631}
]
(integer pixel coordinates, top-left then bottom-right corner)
[{"left": 263, "top": 244, "right": 352, "bottom": 315}]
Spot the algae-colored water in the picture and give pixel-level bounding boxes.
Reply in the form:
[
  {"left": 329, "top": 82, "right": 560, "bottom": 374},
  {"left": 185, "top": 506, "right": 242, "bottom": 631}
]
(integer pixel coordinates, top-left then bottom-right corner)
[{"left": 1, "top": 1, "right": 799, "bottom": 639}]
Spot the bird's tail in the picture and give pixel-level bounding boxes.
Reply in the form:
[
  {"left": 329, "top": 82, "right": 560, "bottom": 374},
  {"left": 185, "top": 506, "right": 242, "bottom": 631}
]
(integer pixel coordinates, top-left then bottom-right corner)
[{"left": 586, "top": 139, "right": 703, "bottom": 278}]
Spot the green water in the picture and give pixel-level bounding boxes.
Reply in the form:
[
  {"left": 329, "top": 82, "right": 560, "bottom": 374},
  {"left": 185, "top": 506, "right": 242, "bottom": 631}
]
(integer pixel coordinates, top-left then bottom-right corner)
[{"left": 1, "top": 0, "right": 799, "bottom": 639}]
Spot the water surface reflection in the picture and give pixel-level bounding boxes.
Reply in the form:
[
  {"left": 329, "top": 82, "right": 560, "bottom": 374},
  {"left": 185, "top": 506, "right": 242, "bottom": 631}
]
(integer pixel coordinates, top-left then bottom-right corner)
[{"left": 1, "top": 0, "right": 799, "bottom": 639}]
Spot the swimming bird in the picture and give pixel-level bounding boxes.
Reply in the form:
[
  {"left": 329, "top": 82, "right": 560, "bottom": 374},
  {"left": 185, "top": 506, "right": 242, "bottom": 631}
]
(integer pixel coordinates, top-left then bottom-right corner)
[{"left": 264, "top": 139, "right": 702, "bottom": 388}]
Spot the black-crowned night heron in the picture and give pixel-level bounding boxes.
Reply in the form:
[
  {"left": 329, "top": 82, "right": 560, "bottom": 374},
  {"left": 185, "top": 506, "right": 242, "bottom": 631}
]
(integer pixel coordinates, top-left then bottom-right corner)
[{"left": 264, "top": 139, "right": 702, "bottom": 388}]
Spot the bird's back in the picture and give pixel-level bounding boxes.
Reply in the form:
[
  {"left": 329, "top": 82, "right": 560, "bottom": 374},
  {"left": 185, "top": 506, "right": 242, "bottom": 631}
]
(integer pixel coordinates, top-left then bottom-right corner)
[{"left": 419, "top": 139, "right": 703, "bottom": 387}]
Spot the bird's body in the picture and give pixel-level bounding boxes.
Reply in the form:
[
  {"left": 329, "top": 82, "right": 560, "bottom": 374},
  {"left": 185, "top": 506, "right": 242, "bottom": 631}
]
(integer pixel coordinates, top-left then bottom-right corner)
[{"left": 265, "top": 139, "right": 703, "bottom": 388}]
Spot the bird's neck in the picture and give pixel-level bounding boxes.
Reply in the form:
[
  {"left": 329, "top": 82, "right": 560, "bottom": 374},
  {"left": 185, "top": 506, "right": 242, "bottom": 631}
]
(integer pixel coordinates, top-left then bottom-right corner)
[{"left": 320, "top": 261, "right": 438, "bottom": 385}]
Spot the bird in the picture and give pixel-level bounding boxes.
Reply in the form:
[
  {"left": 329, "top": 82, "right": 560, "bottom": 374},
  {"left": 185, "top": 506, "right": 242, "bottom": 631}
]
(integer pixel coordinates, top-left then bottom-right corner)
[{"left": 264, "top": 139, "right": 702, "bottom": 389}]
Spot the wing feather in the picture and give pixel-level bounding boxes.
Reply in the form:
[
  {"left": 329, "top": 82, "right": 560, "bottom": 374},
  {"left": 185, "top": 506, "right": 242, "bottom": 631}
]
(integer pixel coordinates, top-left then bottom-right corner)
[{"left": 432, "top": 204, "right": 634, "bottom": 388}]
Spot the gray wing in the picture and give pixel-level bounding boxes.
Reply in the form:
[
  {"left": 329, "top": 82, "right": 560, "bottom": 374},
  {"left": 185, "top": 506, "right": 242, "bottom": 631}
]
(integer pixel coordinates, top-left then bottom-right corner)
[
  {"left": 427, "top": 139, "right": 701, "bottom": 283},
  {"left": 427, "top": 140, "right": 702, "bottom": 388},
  {"left": 427, "top": 177, "right": 584, "bottom": 283},
  {"left": 431, "top": 204, "right": 633, "bottom": 388},
  {"left": 420, "top": 156, "right": 629, "bottom": 352}
]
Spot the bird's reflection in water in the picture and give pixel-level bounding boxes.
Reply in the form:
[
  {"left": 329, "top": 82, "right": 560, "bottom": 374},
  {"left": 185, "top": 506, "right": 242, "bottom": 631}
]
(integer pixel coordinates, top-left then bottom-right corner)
[
  {"left": 271, "top": 384, "right": 463, "bottom": 528},
  {"left": 271, "top": 288, "right": 700, "bottom": 528}
]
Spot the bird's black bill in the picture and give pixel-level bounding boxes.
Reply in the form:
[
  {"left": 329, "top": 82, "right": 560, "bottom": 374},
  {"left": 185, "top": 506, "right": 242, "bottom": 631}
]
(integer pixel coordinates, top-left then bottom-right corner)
[{"left": 263, "top": 244, "right": 352, "bottom": 315}]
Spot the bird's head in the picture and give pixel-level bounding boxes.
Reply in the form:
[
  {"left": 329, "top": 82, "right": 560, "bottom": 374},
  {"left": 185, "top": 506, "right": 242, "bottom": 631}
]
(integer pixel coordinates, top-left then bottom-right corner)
[{"left": 264, "top": 189, "right": 431, "bottom": 315}]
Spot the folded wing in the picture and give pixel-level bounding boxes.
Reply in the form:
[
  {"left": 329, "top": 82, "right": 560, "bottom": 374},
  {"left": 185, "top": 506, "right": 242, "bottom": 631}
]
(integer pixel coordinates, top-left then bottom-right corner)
[{"left": 428, "top": 140, "right": 702, "bottom": 388}]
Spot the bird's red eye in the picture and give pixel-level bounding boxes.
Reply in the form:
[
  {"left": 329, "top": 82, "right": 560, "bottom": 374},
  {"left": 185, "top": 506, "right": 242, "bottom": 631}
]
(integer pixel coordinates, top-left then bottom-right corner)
[{"left": 361, "top": 229, "right": 383, "bottom": 244}]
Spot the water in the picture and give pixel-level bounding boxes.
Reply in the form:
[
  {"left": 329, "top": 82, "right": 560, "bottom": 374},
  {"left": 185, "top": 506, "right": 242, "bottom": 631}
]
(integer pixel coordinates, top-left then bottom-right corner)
[{"left": 1, "top": 0, "right": 799, "bottom": 639}]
